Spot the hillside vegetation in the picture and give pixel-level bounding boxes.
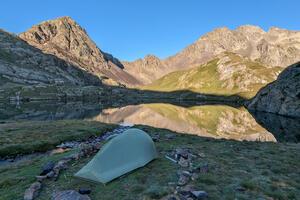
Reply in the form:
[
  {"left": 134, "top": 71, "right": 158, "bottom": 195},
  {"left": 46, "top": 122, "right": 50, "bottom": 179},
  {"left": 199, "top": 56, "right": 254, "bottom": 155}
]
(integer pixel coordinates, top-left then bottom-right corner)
[{"left": 143, "top": 53, "right": 283, "bottom": 99}]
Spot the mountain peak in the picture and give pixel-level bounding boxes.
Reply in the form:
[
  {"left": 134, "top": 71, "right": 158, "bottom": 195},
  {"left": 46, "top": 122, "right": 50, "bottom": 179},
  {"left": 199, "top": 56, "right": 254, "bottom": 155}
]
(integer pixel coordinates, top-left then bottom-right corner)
[
  {"left": 41, "top": 16, "right": 77, "bottom": 25},
  {"left": 236, "top": 25, "right": 265, "bottom": 34},
  {"left": 19, "top": 17, "right": 141, "bottom": 85}
]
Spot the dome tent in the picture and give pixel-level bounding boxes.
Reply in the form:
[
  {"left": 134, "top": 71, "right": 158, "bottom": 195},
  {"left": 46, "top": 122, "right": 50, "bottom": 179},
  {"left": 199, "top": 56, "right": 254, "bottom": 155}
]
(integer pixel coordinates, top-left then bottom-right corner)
[{"left": 74, "top": 128, "right": 158, "bottom": 184}]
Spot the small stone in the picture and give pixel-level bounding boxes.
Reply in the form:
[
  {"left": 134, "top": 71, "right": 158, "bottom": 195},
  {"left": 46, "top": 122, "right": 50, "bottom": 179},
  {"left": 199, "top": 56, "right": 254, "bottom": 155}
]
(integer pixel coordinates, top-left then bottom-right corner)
[
  {"left": 181, "top": 170, "right": 192, "bottom": 176},
  {"left": 176, "top": 148, "right": 189, "bottom": 159},
  {"left": 46, "top": 170, "right": 55, "bottom": 178},
  {"left": 54, "top": 160, "right": 68, "bottom": 170},
  {"left": 178, "top": 157, "right": 189, "bottom": 168},
  {"left": 78, "top": 188, "right": 91, "bottom": 195},
  {"left": 53, "top": 168, "right": 60, "bottom": 180},
  {"left": 24, "top": 182, "right": 42, "bottom": 200},
  {"left": 198, "top": 152, "right": 205, "bottom": 158},
  {"left": 36, "top": 175, "right": 47, "bottom": 182},
  {"left": 40, "top": 161, "right": 55, "bottom": 175},
  {"left": 151, "top": 134, "right": 160, "bottom": 142},
  {"left": 165, "top": 134, "right": 176, "bottom": 140},
  {"left": 52, "top": 190, "right": 90, "bottom": 200},
  {"left": 177, "top": 174, "right": 189, "bottom": 186},
  {"left": 191, "top": 191, "right": 208, "bottom": 199}
]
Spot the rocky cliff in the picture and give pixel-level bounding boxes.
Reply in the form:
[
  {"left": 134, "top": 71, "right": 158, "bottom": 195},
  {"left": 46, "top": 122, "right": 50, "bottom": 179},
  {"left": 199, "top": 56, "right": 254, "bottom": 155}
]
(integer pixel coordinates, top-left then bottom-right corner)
[
  {"left": 125, "top": 25, "right": 300, "bottom": 84},
  {"left": 247, "top": 62, "right": 300, "bottom": 118},
  {"left": 19, "top": 16, "right": 141, "bottom": 86},
  {"left": 0, "top": 29, "right": 100, "bottom": 87}
]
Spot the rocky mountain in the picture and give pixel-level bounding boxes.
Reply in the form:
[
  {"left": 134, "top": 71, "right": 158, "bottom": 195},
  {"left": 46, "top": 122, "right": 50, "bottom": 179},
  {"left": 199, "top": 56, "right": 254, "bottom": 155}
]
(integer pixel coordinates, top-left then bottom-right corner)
[
  {"left": 124, "top": 25, "right": 300, "bottom": 85},
  {"left": 0, "top": 29, "right": 100, "bottom": 87},
  {"left": 143, "top": 53, "right": 283, "bottom": 98},
  {"left": 247, "top": 62, "right": 300, "bottom": 118},
  {"left": 122, "top": 55, "right": 166, "bottom": 84},
  {"left": 19, "top": 16, "right": 141, "bottom": 86}
]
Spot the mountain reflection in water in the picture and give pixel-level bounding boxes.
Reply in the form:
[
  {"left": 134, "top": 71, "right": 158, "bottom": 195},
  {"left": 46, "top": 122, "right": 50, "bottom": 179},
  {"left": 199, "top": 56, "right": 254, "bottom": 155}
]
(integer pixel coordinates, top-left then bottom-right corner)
[
  {"left": 91, "top": 103, "right": 276, "bottom": 142},
  {"left": 1, "top": 101, "right": 299, "bottom": 142}
]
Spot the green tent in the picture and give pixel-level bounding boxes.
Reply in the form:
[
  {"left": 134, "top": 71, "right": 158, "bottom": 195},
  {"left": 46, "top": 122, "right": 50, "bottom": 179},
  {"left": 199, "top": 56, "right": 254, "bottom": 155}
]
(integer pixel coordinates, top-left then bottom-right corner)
[{"left": 74, "top": 128, "right": 158, "bottom": 183}]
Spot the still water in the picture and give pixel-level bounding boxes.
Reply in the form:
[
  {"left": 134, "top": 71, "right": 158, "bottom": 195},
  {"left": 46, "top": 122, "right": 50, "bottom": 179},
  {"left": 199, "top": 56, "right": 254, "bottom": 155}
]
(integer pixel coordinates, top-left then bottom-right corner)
[{"left": 1, "top": 101, "right": 299, "bottom": 142}]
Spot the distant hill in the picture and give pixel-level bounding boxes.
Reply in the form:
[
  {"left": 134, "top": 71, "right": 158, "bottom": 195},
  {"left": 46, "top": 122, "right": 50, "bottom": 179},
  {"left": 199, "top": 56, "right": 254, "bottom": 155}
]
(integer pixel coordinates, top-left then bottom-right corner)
[{"left": 143, "top": 53, "right": 283, "bottom": 98}]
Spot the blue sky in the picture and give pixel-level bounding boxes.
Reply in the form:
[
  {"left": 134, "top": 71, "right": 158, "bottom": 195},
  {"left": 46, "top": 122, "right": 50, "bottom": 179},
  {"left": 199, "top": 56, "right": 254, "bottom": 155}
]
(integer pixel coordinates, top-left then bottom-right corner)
[{"left": 0, "top": 0, "right": 299, "bottom": 61}]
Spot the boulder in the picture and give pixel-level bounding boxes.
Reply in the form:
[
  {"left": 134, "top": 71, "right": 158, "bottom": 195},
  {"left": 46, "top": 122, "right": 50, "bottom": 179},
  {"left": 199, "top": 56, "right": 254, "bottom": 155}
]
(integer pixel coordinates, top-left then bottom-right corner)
[{"left": 40, "top": 161, "right": 55, "bottom": 175}]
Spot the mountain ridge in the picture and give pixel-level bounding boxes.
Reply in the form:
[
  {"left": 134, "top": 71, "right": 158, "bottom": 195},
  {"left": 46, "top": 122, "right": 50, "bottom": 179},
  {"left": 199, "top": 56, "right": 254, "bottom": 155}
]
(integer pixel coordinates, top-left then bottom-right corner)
[{"left": 124, "top": 25, "right": 300, "bottom": 84}]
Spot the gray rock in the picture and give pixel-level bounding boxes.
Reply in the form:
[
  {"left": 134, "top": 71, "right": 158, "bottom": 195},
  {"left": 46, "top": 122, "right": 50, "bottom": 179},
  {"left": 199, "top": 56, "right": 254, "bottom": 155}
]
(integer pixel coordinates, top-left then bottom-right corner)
[
  {"left": 52, "top": 190, "right": 90, "bottom": 200},
  {"left": 40, "top": 161, "right": 55, "bottom": 175},
  {"left": 191, "top": 191, "right": 208, "bottom": 199},
  {"left": 151, "top": 134, "right": 160, "bottom": 142},
  {"left": 175, "top": 148, "right": 189, "bottom": 159},
  {"left": 54, "top": 160, "right": 68, "bottom": 170},
  {"left": 46, "top": 170, "right": 55, "bottom": 178},
  {"left": 36, "top": 175, "right": 47, "bottom": 182},
  {"left": 24, "top": 182, "right": 42, "bottom": 200},
  {"left": 178, "top": 157, "right": 190, "bottom": 168},
  {"left": 177, "top": 174, "right": 190, "bottom": 186},
  {"left": 78, "top": 188, "right": 91, "bottom": 195}
]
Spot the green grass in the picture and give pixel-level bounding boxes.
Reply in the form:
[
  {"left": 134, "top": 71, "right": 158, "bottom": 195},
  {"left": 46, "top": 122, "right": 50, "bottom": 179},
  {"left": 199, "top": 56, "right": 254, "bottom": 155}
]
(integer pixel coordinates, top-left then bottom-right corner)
[
  {"left": 143, "top": 53, "right": 283, "bottom": 99},
  {"left": 0, "top": 123, "right": 299, "bottom": 199},
  {"left": 0, "top": 120, "right": 117, "bottom": 157}
]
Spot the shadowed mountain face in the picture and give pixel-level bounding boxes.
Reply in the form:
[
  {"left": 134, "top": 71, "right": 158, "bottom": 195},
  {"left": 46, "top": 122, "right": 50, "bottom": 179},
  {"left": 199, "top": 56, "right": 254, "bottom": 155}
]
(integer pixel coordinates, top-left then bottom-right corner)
[
  {"left": 248, "top": 62, "right": 300, "bottom": 117},
  {"left": 19, "top": 16, "right": 141, "bottom": 86},
  {"left": 124, "top": 25, "right": 300, "bottom": 85},
  {"left": 0, "top": 29, "right": 101, "bottom": 87},
  {"left": 91, "top": 103, "right": 276, "bottom": 142}
]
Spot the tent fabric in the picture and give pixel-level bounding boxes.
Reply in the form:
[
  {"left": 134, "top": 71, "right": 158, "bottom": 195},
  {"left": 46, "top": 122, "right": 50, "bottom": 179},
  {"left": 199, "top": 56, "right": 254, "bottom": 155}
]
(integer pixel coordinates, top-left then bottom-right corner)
[{"left": 74, "top": 128, "right": 158, "bottom": 183}]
